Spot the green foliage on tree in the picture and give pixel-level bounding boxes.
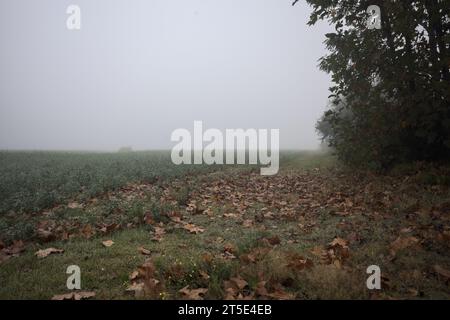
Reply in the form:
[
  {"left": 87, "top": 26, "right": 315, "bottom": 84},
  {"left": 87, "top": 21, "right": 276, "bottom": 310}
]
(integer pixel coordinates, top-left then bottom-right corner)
[{"left": 303, "top": 0, "right": 450, "bottom": 169}]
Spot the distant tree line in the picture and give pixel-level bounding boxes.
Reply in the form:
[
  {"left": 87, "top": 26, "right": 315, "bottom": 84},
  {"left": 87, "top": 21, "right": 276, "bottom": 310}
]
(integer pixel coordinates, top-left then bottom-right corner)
[{"left": 300, "top": 0, "right": 449, "bottom": 169}]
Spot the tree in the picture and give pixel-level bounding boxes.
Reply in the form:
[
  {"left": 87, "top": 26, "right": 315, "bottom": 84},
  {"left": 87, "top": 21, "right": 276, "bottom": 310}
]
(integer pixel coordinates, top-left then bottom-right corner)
[{"left": 299, "top": 0, "right": 450, "bottom": 168}]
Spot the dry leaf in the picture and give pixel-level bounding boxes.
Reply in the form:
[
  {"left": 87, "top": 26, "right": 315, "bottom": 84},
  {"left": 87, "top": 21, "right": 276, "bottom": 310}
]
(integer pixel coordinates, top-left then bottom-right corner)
[
  {"left": 202, "top": 252, "right": 214, "bottom": 264},
  {"left": 389, "top": 236, "right": 419, "bottom": 257},
  {"left": 230, "top": 276, "right": 248, "bottom": 290},
  {"left": 81, "top": 224, "right": 95, "bottom": 239},
  {"left": 224, "top": 213, "right": 239, "bottom": 219},
  {"left": 129, "top": 270, "right": 139, "bottom": 281},
  {"left": 243, "top": 219, "right": 254, "bottom": 228},
  {"left": 222, "top": 251, "right": 237, "bottom": 260},
  {"left": 223, "top": 277, "right": 254, "bottom": 300},
  {"left": 240, "top": 253, "right": 256, "bottom": 264},
  {"left": 179, "top": 286, "right": 208, "bottom": 300},
  {"left": 138, "top": 258, "right": 156, "bottom": 278},
  {"left": 4, "top": 240, "right": 25, "bottom": 255},
  {"left": 102, "top": 240, "right": 114, "bottom": 247},
  {"left": 37, "top": 229, "right": 55, "bottom": 242},
  {"left": 433, "top": 265, "right": 450, "bottom": 282},
  {"left": 127, "top": 258, "right": 164, "bottom": 298},
  {"left": 224, "top": 286, "right": 239, "bottom": 300},
  {"left": 265, "top": 290, "right": 294, "bottom": 300},
  {"left": 125, "top": 282, "right": 145, "bottom": 298},
  {"left": 144, "top": 213, "right": 155, "bottom": 225},
  {"left": 326, "top": 237, "right": 350, "bottom": 266},
  {"left": 255, "top": 281, "right": 269, "bottom": 297},
  {"left": 151, "top": 227, "right": 165, "bottom": 242},
  {"left": 35, "top": 248, "right": 64, "bottom": 259},
  {"left": 171, "top": 216, "right": 183, "bottom": 224},
  {"left": 329, "top": 237, "right": 348, "bottom": 248},
  {"left": 199, "top": 270, "right": 210, "bottom": 280},
  {"left": 264, "top": 236, "right": 281, "bottom": 246},
  {"left": 0, "top": 252, "right": 11, "bottom": 264},
  {"left": 51, "top": 291, "right": 95, "bottom": 300},
  {"left": 138, "top": 246, "right": 151, "bottom": 255},
  {"left": 99, "top": 223, "right": 118, "bottom": 234},
  {"left": 286, "top": 253, "right": 313, "bottom": 271},
  {"left": 183, "top": 223, "right": 205, "bottom": 234},
  {"left": 311, "top": 246, "right": 326, "bottom": 257},
  {"left": 67, "top": 202, "right": 83, "bottom": 209},
  {"left": 223, "top": 243, "right": 236, "bottom": 254}
]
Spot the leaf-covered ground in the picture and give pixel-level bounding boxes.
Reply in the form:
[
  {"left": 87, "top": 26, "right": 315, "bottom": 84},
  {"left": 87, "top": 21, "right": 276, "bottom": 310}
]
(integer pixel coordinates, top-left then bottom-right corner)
[{"left": 1, "top": 153, "right": 449, "bottom": 299}]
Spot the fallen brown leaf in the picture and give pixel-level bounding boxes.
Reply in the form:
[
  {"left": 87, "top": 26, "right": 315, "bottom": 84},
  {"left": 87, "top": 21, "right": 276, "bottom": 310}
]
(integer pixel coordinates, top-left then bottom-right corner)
[
  {"left": 35, "top": 248, "right": 64, "bottom": 259},
  {"left": 433, "top": 265, "right": 450, "bottom": 282},
  {"left": 223, "top": 243, "right": 236, "bottom": 254},
  {"left": 0, "top": 252, "right": 11, "bottom": 264},
  {"left": 199, "top": 270, "right": 210, "bottom": 280},
  {"left": 99, "top": 223, "right": 118, "bottom": 234},
  {"left": 138, "top": 246, "right": 151, "bottom": 255},
  {"left": 183, "top": 223, "right": 205, "bottom": 234},
  {"left": 127, "top": 258, "right": 164, "bottom": 298},
  {"left": 230, "top": 276, "right": 248, "bottom": 290},
  {"left": 129, "top": 270, "right": 140, "bottom": 281},
  {"left": 125, "top": 282, "right": 145, "bottom": 298},
  {"left": 265, "top": 284, "right": 295, "bottom": 300},
  {"left": 255, "top": 281, "right": 269, "bottom": 297},
  {"left": 329, "top": 237, "right": 348, "bottom": 248},
  {"left": 224, "top": 213, "right": 239, "bottom": 219},
  {"left": 264, "top": 235, "right": 281, "bottom": 246},
  {"left": 389, "top": 236, "right": 419, "bottom": 257},
  {"left": 240, "top": 253, "right": 256, "bottom": 264},
  {"left": 4, "top": 240, "right": 26, "bottom": 255},
  {"left": 326, "top": 237, "right": 350, "bottom": 267},
  {"left": 286, "top": 253, "right": 313, "bottom": 271},
  {"left": 265, "top": 290, "right": 294, "bottom": 300},
  {"left": 51, "top": 291, "right": 95, "bottom": 300},
  {"left": 102, "top": 240, "right": 114, "bottom": 247},
  {"left": 144, "top": 212, "right": 155, "bottom": 225},
  {"left": 202, "top": 252, "right": 214, "bottom": 264},
  {"left": 81, "top": 224, "right": 95, "bottom": 239},
  {"left": 138, "top": 258, "right": 156, "bottom": 279},
  {"left": 67, "top": 202, "right": 83, "bottom": 209},
  {"left": 37, "top": 228, "right": 55, "bottom": 242},
  {"left": 179, "top": 286, "right": 208, "bottom": 300},
  {"left": 151, "top": 226, "right": 165, "bottom": 242},
  {"left": 243, "top": 219, "right": 254, "bottom": 228}
]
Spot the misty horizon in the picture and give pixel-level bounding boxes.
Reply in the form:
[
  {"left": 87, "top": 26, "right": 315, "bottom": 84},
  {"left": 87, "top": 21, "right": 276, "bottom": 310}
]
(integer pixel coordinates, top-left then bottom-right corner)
[{"left": 0, "top": 0, "right": 333, "bottom": 151}]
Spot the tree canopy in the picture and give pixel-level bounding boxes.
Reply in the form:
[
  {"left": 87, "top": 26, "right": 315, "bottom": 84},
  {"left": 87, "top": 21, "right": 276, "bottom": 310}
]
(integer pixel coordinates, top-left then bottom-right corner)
[{"left": 302, "top": 0, "right": 450, "bottom": 169}]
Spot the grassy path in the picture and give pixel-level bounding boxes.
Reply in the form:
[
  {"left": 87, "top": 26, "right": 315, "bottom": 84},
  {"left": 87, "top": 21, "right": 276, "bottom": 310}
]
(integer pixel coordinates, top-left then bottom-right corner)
[{"left": 1, "top": 153, "right": 449, "bottom": 299}]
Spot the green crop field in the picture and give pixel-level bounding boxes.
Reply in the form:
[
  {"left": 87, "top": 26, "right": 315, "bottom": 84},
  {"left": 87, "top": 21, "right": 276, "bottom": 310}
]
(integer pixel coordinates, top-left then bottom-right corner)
[{"left": 0, "top": 151, "right": 221, "bottom": 215}]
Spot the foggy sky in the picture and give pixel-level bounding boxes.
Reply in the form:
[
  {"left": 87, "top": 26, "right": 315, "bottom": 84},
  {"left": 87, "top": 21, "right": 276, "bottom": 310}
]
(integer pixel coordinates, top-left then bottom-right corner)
[{"left": 0, "top": 0, "right": 332, "bottom": 151}]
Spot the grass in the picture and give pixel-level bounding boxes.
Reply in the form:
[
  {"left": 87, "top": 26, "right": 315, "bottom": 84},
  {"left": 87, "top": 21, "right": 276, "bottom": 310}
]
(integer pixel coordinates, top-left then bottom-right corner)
[
  {"left": 0, "top": 151, "right": 221, "bottom": 214},
  {"left": 1, "top": 151, "right": 449, "bottom": 300},
  {"left": 0, "top": 224, "right": 283, "bottom": 299}
]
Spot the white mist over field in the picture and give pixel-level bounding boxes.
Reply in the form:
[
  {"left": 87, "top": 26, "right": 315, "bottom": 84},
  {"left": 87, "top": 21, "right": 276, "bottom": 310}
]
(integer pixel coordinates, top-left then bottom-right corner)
[{"left": 0, "top": 0, "right": 332, "bottom": 151}]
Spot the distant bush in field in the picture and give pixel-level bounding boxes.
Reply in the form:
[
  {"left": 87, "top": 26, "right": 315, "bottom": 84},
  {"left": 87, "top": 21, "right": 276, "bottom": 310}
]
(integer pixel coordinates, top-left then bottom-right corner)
[{"left": 118, "top": 146, "right": 133, "bottom": 153}]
